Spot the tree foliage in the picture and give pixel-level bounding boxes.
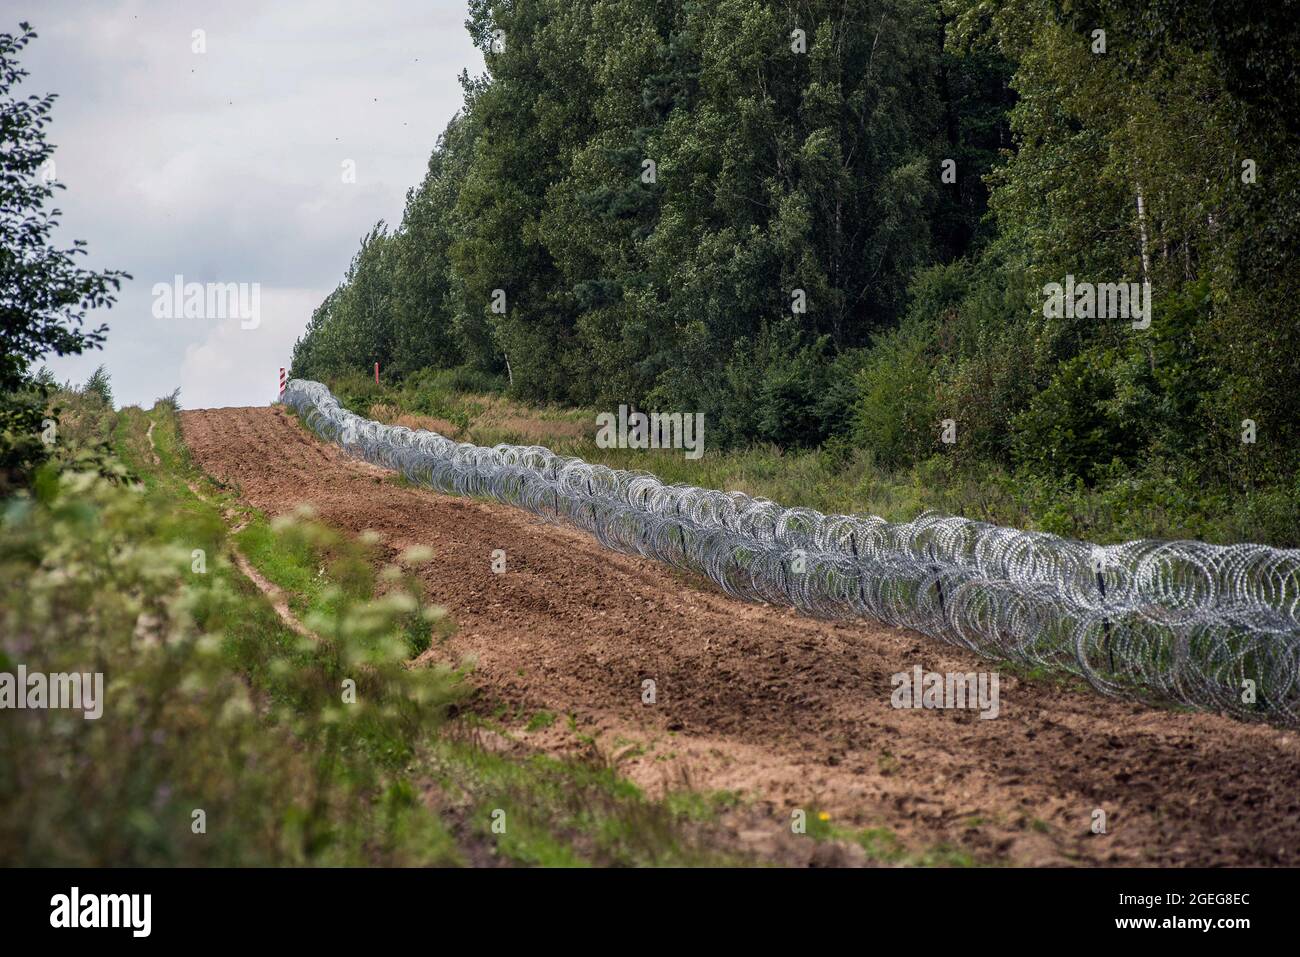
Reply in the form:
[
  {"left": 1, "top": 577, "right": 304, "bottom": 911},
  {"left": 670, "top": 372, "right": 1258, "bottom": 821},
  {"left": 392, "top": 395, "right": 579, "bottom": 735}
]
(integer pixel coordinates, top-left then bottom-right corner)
[
  {"left": 293, "top": 0, "right": 1299, "bottom": 492},
  {"left": 0, "top": 22, "right": 127, "bottom": 487}
]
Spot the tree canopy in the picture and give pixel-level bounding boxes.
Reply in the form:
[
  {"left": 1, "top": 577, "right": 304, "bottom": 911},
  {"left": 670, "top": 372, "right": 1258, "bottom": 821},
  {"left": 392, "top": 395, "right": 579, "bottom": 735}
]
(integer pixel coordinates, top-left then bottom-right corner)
[{"left": 292, "top": 0, "right": 1300, "bottom": 488}]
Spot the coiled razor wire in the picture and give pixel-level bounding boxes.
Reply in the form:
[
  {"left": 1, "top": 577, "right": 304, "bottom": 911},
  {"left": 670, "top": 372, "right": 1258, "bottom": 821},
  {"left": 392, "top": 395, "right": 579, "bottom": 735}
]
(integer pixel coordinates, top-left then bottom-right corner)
[{"left": 282, "top": 379, "right": 1300, "bottom": 726}]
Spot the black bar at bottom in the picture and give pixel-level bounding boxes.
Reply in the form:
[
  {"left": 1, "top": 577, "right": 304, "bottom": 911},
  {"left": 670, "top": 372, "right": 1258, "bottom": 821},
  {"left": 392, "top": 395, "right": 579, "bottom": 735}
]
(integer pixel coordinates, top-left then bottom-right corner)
[{"left": 0, "top": 866, "right": 1282, "bottom": 943}]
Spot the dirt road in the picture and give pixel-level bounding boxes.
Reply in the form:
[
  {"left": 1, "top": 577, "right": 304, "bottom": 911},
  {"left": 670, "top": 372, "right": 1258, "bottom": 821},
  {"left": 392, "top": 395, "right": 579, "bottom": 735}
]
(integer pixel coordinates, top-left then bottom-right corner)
[{"left": 181, "top": 406, "right": 1300, "bottom": 866}]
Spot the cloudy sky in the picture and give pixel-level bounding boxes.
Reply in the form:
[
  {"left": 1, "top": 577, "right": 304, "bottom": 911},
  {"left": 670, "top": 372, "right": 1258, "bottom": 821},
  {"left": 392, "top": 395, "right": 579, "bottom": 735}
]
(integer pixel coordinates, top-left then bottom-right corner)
[{"left": 22, "top": 1, "right": 483, "bottom": 408}]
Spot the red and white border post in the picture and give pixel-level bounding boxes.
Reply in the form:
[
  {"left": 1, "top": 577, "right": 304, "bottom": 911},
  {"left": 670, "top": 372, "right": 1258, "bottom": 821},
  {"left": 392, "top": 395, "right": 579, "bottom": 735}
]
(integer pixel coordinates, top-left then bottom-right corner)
[{"left": 279, "top": 367, "right": 286, "bottom": 398}]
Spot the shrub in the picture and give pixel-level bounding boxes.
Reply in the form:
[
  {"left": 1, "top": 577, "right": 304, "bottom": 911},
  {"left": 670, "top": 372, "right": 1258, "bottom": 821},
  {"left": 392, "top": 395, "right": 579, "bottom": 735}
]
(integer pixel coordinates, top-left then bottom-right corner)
[
  {"left": 81, "top": 364, "right": 114, "bottom": 407},
  {"left": 0, "top": 450, "right": 460, "bottom": 865},
  {"left": 720, "top": 325, "right": 839, "bottom": 449},
  {"left": 1010, "top": 347, "right": 1143, "bottom": 485},
  {"left": 851, "top": 318, "right": 940, "bottom": 469}
]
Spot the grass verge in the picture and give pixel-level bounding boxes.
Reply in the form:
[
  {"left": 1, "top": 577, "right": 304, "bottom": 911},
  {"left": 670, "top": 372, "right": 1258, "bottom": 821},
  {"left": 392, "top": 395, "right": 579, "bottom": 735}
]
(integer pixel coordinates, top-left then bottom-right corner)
[{"left": 327, "top": 370, "right": 1300, "bottom": 547}]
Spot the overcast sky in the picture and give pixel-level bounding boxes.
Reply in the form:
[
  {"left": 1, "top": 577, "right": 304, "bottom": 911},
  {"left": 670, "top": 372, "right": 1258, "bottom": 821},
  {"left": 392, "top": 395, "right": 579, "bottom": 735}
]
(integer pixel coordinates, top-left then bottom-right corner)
[{"left": 21, "top": 1, "right": 483, "bottom": 409}]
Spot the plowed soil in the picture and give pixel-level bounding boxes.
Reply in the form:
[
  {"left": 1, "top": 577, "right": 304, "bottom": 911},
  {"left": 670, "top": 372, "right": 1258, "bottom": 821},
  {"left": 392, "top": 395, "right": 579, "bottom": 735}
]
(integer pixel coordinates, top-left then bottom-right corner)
[{"left": 181, "top": 406, "right": 1300, "bottom": 866}]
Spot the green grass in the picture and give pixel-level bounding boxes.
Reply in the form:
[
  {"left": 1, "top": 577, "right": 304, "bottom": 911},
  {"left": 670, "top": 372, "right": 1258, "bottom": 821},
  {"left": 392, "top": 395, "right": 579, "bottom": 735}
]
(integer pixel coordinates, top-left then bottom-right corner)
[
  {"left": 429, "top": 742, "right": 745, "bottom": 866},
  {"left": 799, "top": 812, "right": 981, "bottom": 867},
  {"left": 0, "top": 398, "right": 467, "bottom": 865},
  {"left": 525, "top": 709, "right": 557, "bottom": 732},
  {"left": 663, "top": 789, "right": 743, "bottom": 821}
]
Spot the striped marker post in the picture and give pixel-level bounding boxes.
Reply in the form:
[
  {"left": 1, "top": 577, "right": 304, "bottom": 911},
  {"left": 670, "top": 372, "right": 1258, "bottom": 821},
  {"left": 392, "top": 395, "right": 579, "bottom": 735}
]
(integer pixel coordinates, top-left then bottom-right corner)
[{"left": 279, "top": 367, "right": 286, "bottom": 398}]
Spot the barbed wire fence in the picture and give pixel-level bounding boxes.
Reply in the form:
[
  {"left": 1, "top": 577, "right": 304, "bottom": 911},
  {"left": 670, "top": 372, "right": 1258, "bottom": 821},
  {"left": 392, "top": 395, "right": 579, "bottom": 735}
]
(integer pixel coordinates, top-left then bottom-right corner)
[{"left": 283, "top": 378, "right": 1300, "bottom": 726}]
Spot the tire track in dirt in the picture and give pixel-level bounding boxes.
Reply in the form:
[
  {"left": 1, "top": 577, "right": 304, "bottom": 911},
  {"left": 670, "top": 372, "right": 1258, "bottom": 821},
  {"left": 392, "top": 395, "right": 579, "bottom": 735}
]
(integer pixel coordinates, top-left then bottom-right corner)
[{"left": 181, "top": 406, "right": 1300, "bottom": 866}]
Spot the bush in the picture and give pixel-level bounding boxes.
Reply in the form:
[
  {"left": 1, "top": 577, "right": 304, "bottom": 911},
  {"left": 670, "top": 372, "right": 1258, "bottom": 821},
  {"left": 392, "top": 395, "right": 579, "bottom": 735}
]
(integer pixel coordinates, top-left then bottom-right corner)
[
  {"left": 702, "top": 325, "right": 837, "bottom": 449},
  {"left": 851, "top": 318, "right": 940, "bottom": 469},
  {"left": 0, "top": 443, "right": 460, "bottom": 865},
  {"left": 331, "top": 371, "right": 392, "bottom": 416},
  {"left": 82, "top": 364, "right": 114, "bottom": 407},
  {"left": 1010, "top": 347, "right": 1143, "bottom": 485},
  {"left": 417, "top": 365, "right": 508, "bottom": 396},
  {"left": 0, "top": 380, "right": 52, "bottom": 491}
]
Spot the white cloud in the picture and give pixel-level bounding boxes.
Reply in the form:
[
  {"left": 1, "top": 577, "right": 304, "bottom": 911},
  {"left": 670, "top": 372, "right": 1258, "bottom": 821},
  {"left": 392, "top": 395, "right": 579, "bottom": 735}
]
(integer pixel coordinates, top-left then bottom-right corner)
[
  {"left": 25, "top": 0, "right": 483, "bottom": 409},
  {"left": 178, "top": 287, "right": 324, "bottom": 409}
]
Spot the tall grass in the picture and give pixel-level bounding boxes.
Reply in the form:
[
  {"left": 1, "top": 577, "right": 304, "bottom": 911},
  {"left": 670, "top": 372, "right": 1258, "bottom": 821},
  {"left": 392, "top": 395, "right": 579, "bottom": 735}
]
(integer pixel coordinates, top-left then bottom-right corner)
[
  {"left": 324, "top": 372, "right": 1300, "bottom": 547},
  {"left": 0, "top": 400, "right": 463, "bottom": 865}
]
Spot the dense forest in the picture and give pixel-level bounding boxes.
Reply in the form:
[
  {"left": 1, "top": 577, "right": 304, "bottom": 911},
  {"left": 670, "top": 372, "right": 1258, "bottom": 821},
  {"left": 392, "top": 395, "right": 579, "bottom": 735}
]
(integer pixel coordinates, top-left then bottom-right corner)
[{"left": 291, "top": 0, "right": 1300, "bottom": 498}]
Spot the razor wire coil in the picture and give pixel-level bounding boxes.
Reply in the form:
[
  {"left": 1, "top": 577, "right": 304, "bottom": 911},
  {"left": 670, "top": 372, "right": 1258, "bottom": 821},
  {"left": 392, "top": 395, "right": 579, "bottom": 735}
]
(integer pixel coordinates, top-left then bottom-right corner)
[{"left": 283, "top": 379, "right": 1300, "bottom": 725}]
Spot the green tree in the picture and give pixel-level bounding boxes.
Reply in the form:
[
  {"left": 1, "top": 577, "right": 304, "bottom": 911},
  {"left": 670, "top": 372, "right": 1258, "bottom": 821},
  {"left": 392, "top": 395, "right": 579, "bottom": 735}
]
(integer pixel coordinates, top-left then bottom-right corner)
[{"left": 0, "top": 22, "right": 127, "bottom": 486}]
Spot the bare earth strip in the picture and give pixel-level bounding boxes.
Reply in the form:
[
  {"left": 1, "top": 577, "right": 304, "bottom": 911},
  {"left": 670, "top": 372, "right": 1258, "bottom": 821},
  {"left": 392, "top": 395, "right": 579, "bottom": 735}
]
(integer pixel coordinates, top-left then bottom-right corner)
[{"left": 180, "top": 406, "right": 1300, "bottom": 866}]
